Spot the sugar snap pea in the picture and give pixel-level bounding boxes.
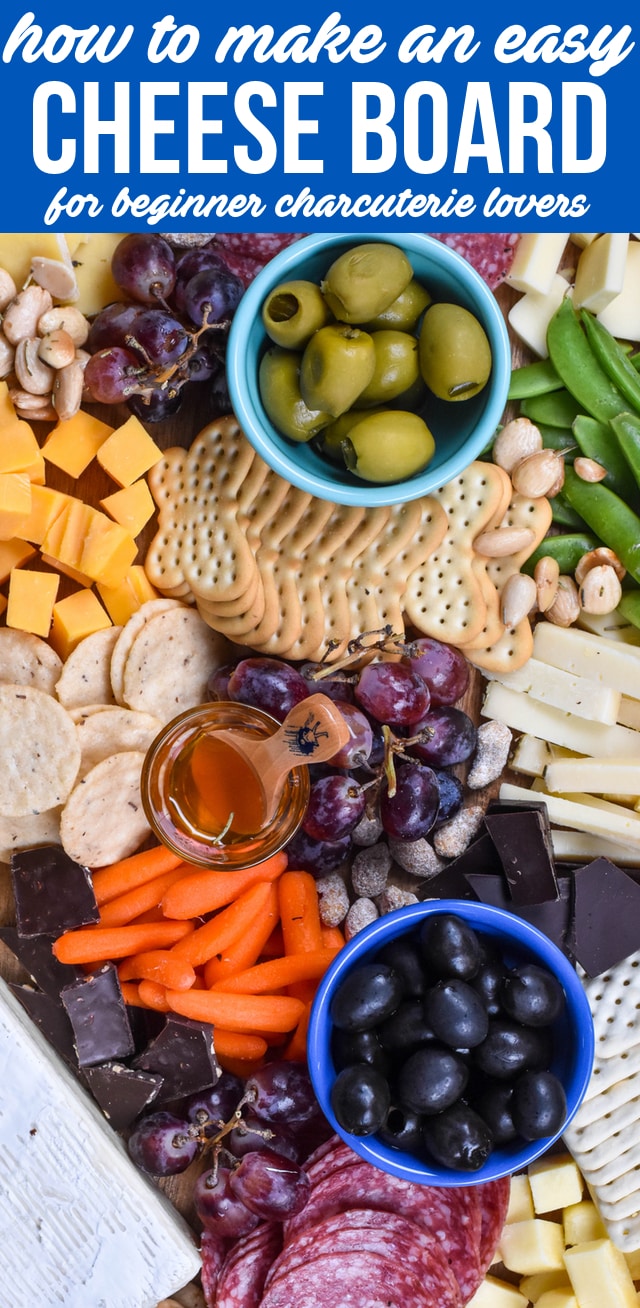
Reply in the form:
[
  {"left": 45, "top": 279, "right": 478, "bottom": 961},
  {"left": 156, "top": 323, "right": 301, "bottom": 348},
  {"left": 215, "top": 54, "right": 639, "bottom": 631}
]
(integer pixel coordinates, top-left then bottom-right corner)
[
  {"left": 520, "top": 388, "right": 583, "bottom": 429},
  {"left": 573, "top": 413, "right": 637, "bottom": 503},
  {"left": 611, "top": 412, "right": 640, "bottom": 494},
  {"left": 547, "top": 298, "right": 628, "bottom": 423},
  {"left": 537, "top": 425, "right": 576, "bottom": 453},
  {"left": 522, "top": 532, "right": 600, "bottom": 577},
  {"left": 579, "top": 310, "right": 640, "bottom": 415},
  {"left": 507, "top": 359, "right": 563, "bottom": 400},
  {"left": 618, "top": 591, "right": 640, "bottom": 630},
  {"left": 562, "top": 465, "right": 640, "bottom": 583},
  {"left": 549, "top": 493, "right": 589, "bottom": 531}
]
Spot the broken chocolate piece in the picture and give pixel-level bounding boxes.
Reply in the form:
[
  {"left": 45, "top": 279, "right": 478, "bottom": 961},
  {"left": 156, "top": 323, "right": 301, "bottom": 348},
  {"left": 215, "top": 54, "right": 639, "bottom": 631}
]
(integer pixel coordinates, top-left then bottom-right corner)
[
  {"left": 10, "top": 984, "right": 78, "bottom": 1069},
  {"left": 417, "top": 832, "right": 499, "bottom": 902},
  {"left": 0, "top": 926, "right": 84, "bottom": 997},
  {"left": 465, "top": 873, "right": 572, "bottom": 955},
  {"left": 61, "top": 963, "right": 135, "bottom": 1067},
  {"left": 84, "top": 1062, "right": 164, "bottom": 1131},
  {"left": 134, "top": 1013, "right": 221, "bottom": 1102},
  {"left": 11, "top": 845, "right": 99, "bottom": 938},
  {"left": 484, "top": 810, "right": 558, "bottom": 905},
  {"left": 569, "top": 857, "right": 640, "bottom": 976}
]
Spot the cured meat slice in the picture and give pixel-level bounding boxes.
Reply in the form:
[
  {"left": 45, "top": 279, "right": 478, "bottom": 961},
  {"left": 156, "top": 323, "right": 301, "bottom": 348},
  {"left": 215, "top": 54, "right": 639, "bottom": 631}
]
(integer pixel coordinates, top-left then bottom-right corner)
[
  {"left": 259, "top": 1247, "right": 456, "bottom": 1308},
  {"left": 431, "top": 233, "right": 520, "bottom": 288},
  {"left": 216, "top": 1221, "right": 282, "bottom": 1308},
  {"left": 200, "top": 1228, "right": 228, "bottom": 1308},
  {"left": 303, "top": 1135, "right": 359, "bottom": 1185},
  {"left": 476, "top": 1176, "right": 511, "bottom": 1271},
  {"left": 212, "top": 233, "right": 304, "bottom": 284}
]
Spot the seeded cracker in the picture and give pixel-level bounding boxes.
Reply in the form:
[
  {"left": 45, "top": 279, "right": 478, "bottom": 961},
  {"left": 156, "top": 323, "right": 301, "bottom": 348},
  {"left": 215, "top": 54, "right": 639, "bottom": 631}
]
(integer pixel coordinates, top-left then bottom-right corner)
[
  {"left": 75, "top": 708, "right": 162, "bottom": 779},
  {"left": 109, "top": 598, "right": 184, "bottom": 706},
  {"left": 122, "top": 606, "right": 230, "bottom": 722},
  {"left": 0, "top": 807, "right": 62, "bottom": 863},
  {"left": 0, "top": 630, "right": 62, "bottom": 696},
  {"left": 55, "top": 626, "right": 121, "bottom": 709},
  {"left": 60, "top": 751, "right": 150, "bottom": 867},
  {"left": 0, "top": 685, "right": 80, "bottom": 817}
]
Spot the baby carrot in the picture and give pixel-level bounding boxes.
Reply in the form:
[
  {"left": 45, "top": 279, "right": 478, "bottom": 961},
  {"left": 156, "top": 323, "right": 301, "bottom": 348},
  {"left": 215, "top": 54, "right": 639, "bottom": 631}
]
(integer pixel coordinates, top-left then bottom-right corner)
[
  {"left": 53, "top": 919, "right": 192, "bottom": 964},
  {"left": 98, "top": 866, "right": 190, "bottom": 927},
  {"left": 118, "top": 950, "right": 196, "bottom": 992},
  {"left": 213, "top": 1030, "right": 268, "bottom": 1061},
  {"left": 203, "top": 883, "right": 280, "bottom": 985},
  {"left": 169, "top": 880, "right": 274, "bottom": 967},
  {"left": 162, "top": 851, "right": 288, "bottom": 920},
  {"left": 259, "top": 924, "right": 285, "bottom": 958},
  {"left": 138, "top": 979, "right": 171, "bottom": 1011},
  {"left": 218, "top": 1056, "right": 265, "bottom": 1077},
  {"left": 166, "top": 989, "right": 305, "bottom": 1033},
  {"left": 120, "top": 981, "right": 142, "bottom": 1006},
  {"left": 283, "top": 1003, "right": 311, "bottom": 1062},
  {"left": 211, "top": 948, "right": 340, "bottom": 995},
  {"left": 92, "top": 846, "right": 186, "bottom": 905},
  {"left": 279, "top": 870, "right": 323, "bottom": 955},
  {"left": 321, "top": 924, "right": 345, "bottom": 951}
]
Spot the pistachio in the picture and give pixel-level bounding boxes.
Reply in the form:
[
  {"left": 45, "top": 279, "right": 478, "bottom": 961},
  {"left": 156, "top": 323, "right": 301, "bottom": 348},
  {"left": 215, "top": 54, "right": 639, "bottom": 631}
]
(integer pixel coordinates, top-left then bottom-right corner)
[
  {"left": 575, "top": 546, "right": 626, "bottom": 586},
  {"left": 0, "top": 267, "right": 17, "bottom": 312},
  {"left": 0, "top": 331, "right": 15, "bottom": 379},
  {"left": 14, "top": 337, "right": 55, "bottom": 396},
  {"left": 51, "top": 359, "right": 84, "bottom": 421},
  {"left": 579, "top": 564, "right": 623, "bottom": 614},
  {"left": 492, "top": 417, "right": 543, "bottom": 474},
  {"left": 38, "top": 328, "right": 76, "bottom": 370},
  {"left": 473, "top": 526, "right": 536, "bottom": 558},
  {"left": 511, "top": 448, "right": 566, "bottom": 499},
  {"left": 3, "top": 285, "right": 53, "bottom": 344},
  {"left": 534, "top": 555, "right": 560, "bottom": 613},
  {"left": 30, "top": 255, "right": 78, "bottom": 301},
  {"left": 546, "top": 574, "right": 581, "bottom": 627},
  {"left": 37, "top": 304, "right": 90, "bottom": 346},
  {"left": 574, "top": 456, "right": 607, "bottom": 483},
  {"left": 501, "top": 572, "right": 537, "bottom": 627}
]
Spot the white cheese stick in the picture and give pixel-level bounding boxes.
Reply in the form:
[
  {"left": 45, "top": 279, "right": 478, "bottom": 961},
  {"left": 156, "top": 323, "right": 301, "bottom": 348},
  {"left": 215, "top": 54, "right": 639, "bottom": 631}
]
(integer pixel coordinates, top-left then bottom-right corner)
[
  {"left": 510, "top": 735, "right": 554, "bottom": 778},
  {"left": 550, "top": 828, "right": 640, "bottom": 866},
  {"left": 499, "top": 783, "right": 640, "bottom": 850},
  {"left": 483, "top": 658, "right": 620, "bottom": 725},
  {"left": 533, "top": 623, "right": 640, "bottom": 699},
  {"left": 617, "top": 696, "right": 640, "bottom": 731},
  {"left": 545, "top": 757, "right": 640, "bottom": 796},
  {"left": 482, "top": 683, "right": 640, "bottom": 759}
]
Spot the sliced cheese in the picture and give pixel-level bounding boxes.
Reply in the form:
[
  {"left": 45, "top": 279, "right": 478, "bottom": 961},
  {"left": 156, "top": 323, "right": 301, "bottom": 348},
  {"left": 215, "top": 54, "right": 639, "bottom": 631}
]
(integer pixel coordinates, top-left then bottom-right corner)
[
  {"left": 70, "top": 233, "right": 123, "bottom": 316},
  {"left": 550, "top": 827, "right": 640, "bottom": 866},
  {"left": 20, "top": 485, "right": 71, "bottom": 547},
  {"left": 577, "top": 608, "right": 640, "bottom": 645},
  {"left": 573, "top": 233, "right": 629, "bottom": 313},
  {"left": 499, "top": 782, "right": 640, "bottom": 850},
  {"left": 506, "top": 234, "right": 569, "bottom": 295},
  {"left": 535, "top": 1292, "right": 577, "bottom": 1308},
  {"left": 570, "top": 234, "right": 600, "bottom": 249},
  {"left": 49, "top": 589, "right": 113, "bottom": 660},
  {"left": 564, "top": 1238, "right": 638, "bottom": 1308},
  {"left": 545, "top": 757, "right": 640, "bottom": 797},
  {"left": 520, "top": 1272, "right": 572, "bottom": 1302},
  {"left": 0, "top": 420, "right": 44, "bottom": 479},
  {"left": 598, "top": 243, "right": 640, "bottom": 342},
  {"left": 510, "top": 734, "right": 554, "bottom": 778},
  {"left": 508, "top": 274, "right": 569, "bottom": 358},
  {"left": 500, "top": 1220, "right": 566, "bottom": 1275},
  {"left": 528, "top": 1155, "right": 584, "bottom": 1215},
  {"left": 6, "top": 568, "right": 59, "bottom": 637},
  {"left": 484, "top": 658, "right": 620, "bottom": 725},
  {"left": 533, "top": 623, "right": 640, "bottom": 699},
  {"left": 482, "top": 683, "right": 640, "bottom": 759}
]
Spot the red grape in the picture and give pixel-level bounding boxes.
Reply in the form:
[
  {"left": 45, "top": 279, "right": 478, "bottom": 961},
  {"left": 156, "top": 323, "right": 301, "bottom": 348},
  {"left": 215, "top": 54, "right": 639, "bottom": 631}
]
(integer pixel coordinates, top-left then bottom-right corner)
[
  {"left": 84, "top": 346, "right": 144, "bottom": 403},
  {"left": 283, "top": 828, "right": 352, "bottom": 876},
  {"left": 127, "top": 385, "right": 184, "bottom": 421},
  {"left": 183, "top": 1073, "right": 244, "bottom": 1136},
  {"left": 303, "top": 775, "right": 366, "bottom": 841},
  {"left": 355, "top": 662, "right": 430, "bottom": 726},
  {"left": 128, "top": 1111, "right": 197, "bottom": 1176},
  {"left": 227, "top": 658, "right": 310, "bottom": 721},
  {"left": 128, "top": 309, "right": 189, "bottom": 366},
  {"left": 245, "top": 1061, "right": 318, "bottom": 1125},
  {"left": 227, "top": 1113, "right": 302, "bottom": 1162},
  {"left": 87, "top": 302, "right": 145, "bottom": 352},
  {"left": 183, "top": 268, "right": 244, "bottom": 327},
  {"left": 409, "top": 707, "right": 477, "bottom": 767},
  {"left": 380, "top": 761, "right": 440, "bottom": 840},
  {"left": 111, "top": 234, "right": 176, "bottom": 304},
  {"left": 229, "top": 1148, "right": 311, "bottom": 1219},
  {"left": 325, "top": 701, "right": 373, "bottom": 768},
  {"left": 405, "top": 638, "right": 470, "bottom": 706},
  {"left": 194, "top": 1164, "right": 260, "bottom": 1236}
]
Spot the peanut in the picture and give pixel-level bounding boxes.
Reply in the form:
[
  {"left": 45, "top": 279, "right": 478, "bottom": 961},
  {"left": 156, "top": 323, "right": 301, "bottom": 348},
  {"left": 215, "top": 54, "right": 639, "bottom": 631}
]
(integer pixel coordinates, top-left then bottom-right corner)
[{"left": 51, "top": 359, "right": 84, "bottom": 421}]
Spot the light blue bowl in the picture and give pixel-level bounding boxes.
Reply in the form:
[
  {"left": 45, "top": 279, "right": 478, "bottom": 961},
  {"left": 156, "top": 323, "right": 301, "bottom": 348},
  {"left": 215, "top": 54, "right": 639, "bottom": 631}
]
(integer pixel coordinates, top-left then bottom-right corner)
[
  {"left": 226, "top": 233, "right": 511, "bottom": 507},
  {"left": 307, "top": 900, "right": 595, "bottom": 1186}
]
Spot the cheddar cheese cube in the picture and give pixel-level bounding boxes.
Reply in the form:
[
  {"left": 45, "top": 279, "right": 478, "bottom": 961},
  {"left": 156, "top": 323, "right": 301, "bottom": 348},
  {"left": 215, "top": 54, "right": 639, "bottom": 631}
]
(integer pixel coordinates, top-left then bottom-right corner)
[
  {"left": 507, "top": 1175, "right": 535, "bottom": 1225},
  {"left": 528, "top": 1155, "right": 584, "bottom": 1214},
  {"left": 0, "top": 473, "right": 31, "bottom": 540},
  {"left": 49, "top": 588, "right": 112, "bottom": 660},
  {"left": 20, "top": 485, "right": 71, "bottom": 547},
  {"left": 42, "top": 499, "right": 95, "bottom": 569},
  {"left": 100, "top": 478, "right": 155, "bottom": 537},
  {"left": 0, "top": 420, "right": 44, "bottom": 482},
  {"left": 535, "top": 1292, "right": 577, "bottom": 1308},
  {"left": 0, "top": 538, "right": 37, "bottom": 584},
  {"left": 80, "top": 517, "right": 138, "bottom": 588},
  {"left": 519, "top": 1271, "right": 572, "bottom": 1301},
  {"left": 500, "top": 1220, "right": 565, "bottom": 1275},
  {"left": 7, "top": 568, "right": 59, "bottom": 637},
  {"left": 43, "top": 409, "right": 114, "bottom": 478},
  {"left": 97, "top": 566, "right": 159, "bottom": 625},
  {"left": 564, "top": 1239, "right": 638, "bottom": 1308},
  {"left": 0, "top": 381, "right": 16, "bottom": 426},
  {"left": 39, "top": 553, "right": 94, "bottom": 587},
  {"left": 97, "top": 416, "right": 163, "bottom": 487}
]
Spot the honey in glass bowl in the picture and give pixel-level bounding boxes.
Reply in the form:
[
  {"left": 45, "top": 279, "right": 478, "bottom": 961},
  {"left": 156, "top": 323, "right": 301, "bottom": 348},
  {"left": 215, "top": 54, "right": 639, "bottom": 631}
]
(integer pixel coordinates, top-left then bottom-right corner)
[{"left": 141, "top": 701, "right": 310, "bottom": 870}]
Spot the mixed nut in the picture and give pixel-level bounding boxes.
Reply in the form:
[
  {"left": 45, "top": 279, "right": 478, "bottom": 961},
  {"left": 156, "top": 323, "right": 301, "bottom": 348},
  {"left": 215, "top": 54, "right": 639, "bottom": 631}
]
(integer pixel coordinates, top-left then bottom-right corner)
[{"left": 0, "top": 265, "right": 91, "bottom": 422}]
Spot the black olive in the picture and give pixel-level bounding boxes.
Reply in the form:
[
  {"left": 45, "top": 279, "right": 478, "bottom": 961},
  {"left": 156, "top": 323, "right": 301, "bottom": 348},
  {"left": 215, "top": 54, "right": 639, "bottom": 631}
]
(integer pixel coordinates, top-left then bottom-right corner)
[
  {"left": 511, "top": 1070, "right": 567, "bottom": 1141},
  {"left": 331, "top": 1064, "right": 391, "bottom": 1136},
  {"left": 377, "top": 937, "right": 427, "bottom": 997},
  {"left": 500, "top": 964, "right": 565, "bottom": 1028},
  {"left": 470, "top": 958, "right": 508, "bottom": 1017},
  {"left": 422, "top": 1101, "right": 493, "bottom": 1172},
  {"left": 397, "top": 1044, "right": 469, "bottom": 1116},
  {"left": 378, "top": 1104, "right": 424, "bottom": 1153},
  {"left": 332, "top": 1027, "right": 390, "bottom": 1076},
  {"left": 474, "top": 1080, "right": 519, "bottom": 1144},
  {"left": 378, "top": 999, "right": 436, "bottom": 1054},
  {"left": 419, "top": 913, "right": 482, "bottom": 980},
  {"left": 473, "top": 1019, "right": 552, "bottom": 1080},
  {"left": 424, "top": 979, "right": 490, "bottom": 1049},
  {"left": 330, "top": 963, "right": 404, "bottom": 1032}
]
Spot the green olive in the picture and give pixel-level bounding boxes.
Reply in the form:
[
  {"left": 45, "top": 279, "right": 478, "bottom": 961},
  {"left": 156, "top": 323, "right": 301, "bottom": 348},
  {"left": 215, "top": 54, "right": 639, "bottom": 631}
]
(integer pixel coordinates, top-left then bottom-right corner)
[
  {"left": 261, "top": 279, "right": 332, "bottom": 349},
  {"left": 259, "top": 347, "right": 332, "bottom": 442},
  {"left": 315, "top": 408, "right": 387, "bottom": 464},
  {"left": 364, "top": 279, "right": 432, "bottom": 331},
  {"left": 419, "top": 303, "right": 492, "bottom": 402},
  {"left": 343, "top": 410, "right": 436, "bottom": 483},
  {"left": 300, "top": 325, "right": 376, "bottom": 417},
  {"left": 321, "top": 243, "right": 413, "bottom": 324},
  {"left": 353, "top": 330, "right": 420, "bottom": 409}
]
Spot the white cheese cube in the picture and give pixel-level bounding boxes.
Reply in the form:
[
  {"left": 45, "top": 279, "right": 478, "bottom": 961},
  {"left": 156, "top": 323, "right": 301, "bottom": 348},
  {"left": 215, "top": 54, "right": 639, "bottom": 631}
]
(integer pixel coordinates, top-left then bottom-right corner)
[
  {"left": 501, "top": 1220, "right": 566, "bottom": 1275},
  {"left": 506, "top": 233, "right": 569, "bottom": 295},
  {"left": 507, "top": 1174, "right": 536, "bottom": 1224},
  {"left": 483, "top": 683, "right": 640, "bottom": 761},
  {"left": 598, "top": 243, "right": 640, "bottom": 341},
  {"left": 520, "top": 1270, "right": 572, "bottom": 1302},
  {"left": 467, "top": 1276, "right": 529, "bottom": 1307},
  {"left": 508, "top": 275, "right": 569, "bottom": 357},
  {"left": 563, "top": 1201, "right": 607, "bottom": 1246},
  {"left": 529, "top": 1156, "right": 584, "bottom": 1214},
  {"left": 573, "top": 233, "right": 629, "bottom": 312},
  {"left": 536, "top": 1292, "right": 579, "bottom": 1308},
  {"left": 564, "top": 1238, "right": 639, "bottom": 1308}
]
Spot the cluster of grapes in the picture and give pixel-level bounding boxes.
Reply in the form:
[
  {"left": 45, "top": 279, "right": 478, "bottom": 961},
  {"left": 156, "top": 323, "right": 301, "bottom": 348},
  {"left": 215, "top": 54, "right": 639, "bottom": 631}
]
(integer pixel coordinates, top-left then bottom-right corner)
[
  {"left": 84, "top": 234, "right": 243, "bottom": 421},
  {"left": 207, "top": 633, "right": 477, "bottom": 875},
  {"left": 128, "top": 1062, "right": 327, "bottom": 1232}
]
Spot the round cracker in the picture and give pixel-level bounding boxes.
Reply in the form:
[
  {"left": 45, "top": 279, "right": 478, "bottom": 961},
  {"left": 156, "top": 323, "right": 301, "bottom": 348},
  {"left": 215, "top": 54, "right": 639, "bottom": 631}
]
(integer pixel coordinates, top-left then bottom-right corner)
[
  {"left": 76, "top": 708, "right": 161, "bottom": 778},
  {"left": 0, "top": 806, "right": 62, "bottom": 863},
  {"left": 0, "top": 684, "right": 80, "bottom": 817},
  {"left": 55, "top": 626, "right": 122, "bottom": 709},
  {"left": 110, "top": 598, "right": 184, "bottom": 705},
  {"left": 122, "top": 606, "right": 230, "bottom": 723},
  {"left": 60, "top": 751, "right": 150, "bottom": 867},
  {"left": 0, "top": 630, "right": 63, "bottom": 695}
]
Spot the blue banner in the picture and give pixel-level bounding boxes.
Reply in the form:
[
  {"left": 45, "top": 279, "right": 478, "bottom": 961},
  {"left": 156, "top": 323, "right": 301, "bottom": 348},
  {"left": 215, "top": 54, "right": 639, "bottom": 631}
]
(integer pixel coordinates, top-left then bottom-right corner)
[{"left": 1, "top": 0, "right": 638, "bottom": 232}]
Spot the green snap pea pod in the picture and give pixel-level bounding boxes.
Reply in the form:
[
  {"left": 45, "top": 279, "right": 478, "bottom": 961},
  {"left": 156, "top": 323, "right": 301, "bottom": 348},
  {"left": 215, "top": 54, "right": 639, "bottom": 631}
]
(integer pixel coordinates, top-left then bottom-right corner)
[
  {"left": 618, "top": 591, "right": 640, "bottom": 631},
  {"left": 549, "top": 493, "right": 590, "bottom": 532},
  {"left": 546, "top": 298, "right": 628, "bottom": 423},
  {"left": 579, "top": 310, "right": 640, "bottom": 416},
  {"left": 522, "top": 532, "right": 600, "bottom": 577},
  {"left": 573, "top": 413, "right": 638, "bottom": 503},
  {"left": 536, "top": 424, "right": 576, "bottom": 452},
  {"left": 611, "top": 412, "right": 640, "bottom": 494},
  {"left": 562, "top": 465, "right": 640, "bottom": 584},
  {"left": 520, "top": 388, "right": 583, "bottom": 429},
  {"left": 507, "top": 359, "right": 563, "bottom": 400},
  {"left": 630, "top": 352, "right": 640, "bottom": 373}
]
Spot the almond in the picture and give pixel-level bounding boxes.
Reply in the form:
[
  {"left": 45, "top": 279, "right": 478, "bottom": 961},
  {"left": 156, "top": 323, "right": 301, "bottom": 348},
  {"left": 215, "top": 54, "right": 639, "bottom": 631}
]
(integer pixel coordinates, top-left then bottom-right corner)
[
  {"left": 492, "top": 417, "right": 543, "bottom": 474},
  {"left": 579, "top": 564, "right": 623, "bottom": 614},
  {"left": 501, "top": 572, "right": 537, "bottom": 627},
  {"left": 534, "top": 555, "right": 560, "bottom": 613},
  {"left": 547, "top": 575, "right": 581, "bottom": 627},
  {"left": 473, "top": 527, "right": 536, "bottom": 558}
]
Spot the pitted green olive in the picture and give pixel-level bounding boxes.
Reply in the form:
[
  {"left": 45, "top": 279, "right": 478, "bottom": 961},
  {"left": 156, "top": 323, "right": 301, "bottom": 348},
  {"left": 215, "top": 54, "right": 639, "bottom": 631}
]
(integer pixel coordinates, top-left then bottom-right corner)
[
  {"left": 300, "top": 325, "right": 376, "bottom": 417},
  {"left": 321, "top": 243, "right": 413, "bottom": 324},
  {"left": 259, "top": 347, "right": 332, "bottom": 442},
  {"left": 343, "top": 411, "right": 435, "bottom": 483},
  {"left": 364, "top": 279, "right": 432, "bottom": 331},
  {"left": 315, "top": 408, "right": 387, "bottom": 463},
  {"left": 261, "top": 279, "right": 332, "bottom": 349},
  {"left": 419, "top": 303, "right": 492, "bottom": 402},
  {"left": 353, "top": 330, "right": 420, "bottom": 409}
]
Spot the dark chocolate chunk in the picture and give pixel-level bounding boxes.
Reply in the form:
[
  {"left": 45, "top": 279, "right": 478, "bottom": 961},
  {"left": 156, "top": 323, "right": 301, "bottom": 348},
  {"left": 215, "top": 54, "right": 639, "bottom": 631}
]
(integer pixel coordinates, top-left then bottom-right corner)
[
  {"left": 417, "top": 833, "right": 500, "bottom": 902},
  {"left": 0, "top": 926, "right": 85, "bottom": 997},
  {"left": 84, "top": 1063, "right": 164, "bottom": 1131},
  {"left": 569, "top": 857, "right": 640, "bottom": 976},
  {"left": 10, "top": 984, "right": 78, "bottom": 1069},
  {"left": 484, "top": 810, "right": 558, "bottom": 905},
  {"left": 134, "top": 1013, "right": 221, "bottom": 1101},
  {"left": 61, "top": 963, "right": 135, "bottom": 1067},
  {"left": 465, "top": 873, "right": 572, "bottom": 955},
  {"left": 11, "top": 845, "right": 99, "bottom": 937}
]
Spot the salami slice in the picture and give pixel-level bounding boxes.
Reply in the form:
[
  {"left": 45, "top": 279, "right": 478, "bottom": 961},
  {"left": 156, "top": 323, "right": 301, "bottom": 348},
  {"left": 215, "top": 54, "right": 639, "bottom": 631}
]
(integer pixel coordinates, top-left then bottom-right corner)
[
  {"left": 431, "top": 233, "right": 520, "bottom": 289},
  {"left": 200, "top": 1228, "right": 228, "bottom": 1308},
  {"left": 259, "top": 1247, "right": 450, "bottom": 1308},
  {"left": 212, "top": 233, "right": 304, "bottom": 284},
  {"left": 303, "top": 1136, "right": 360, "bottom": 1186},
  {"left": 216, "top": 1221, "right": 282, "bottom": 1308},
  {"left": 476, "top": 1176, "right": 511, "bottom": 1271}
]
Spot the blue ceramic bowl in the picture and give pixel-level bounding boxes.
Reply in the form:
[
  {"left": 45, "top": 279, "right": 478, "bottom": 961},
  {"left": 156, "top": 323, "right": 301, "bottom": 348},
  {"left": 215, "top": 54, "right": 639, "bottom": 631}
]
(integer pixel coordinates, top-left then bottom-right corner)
[
  {"left": 226, "top": 233, "right": 511, "bottom": 507},
  {"left": 307, "top": 900, "right": 594, "bottom": 1186}
]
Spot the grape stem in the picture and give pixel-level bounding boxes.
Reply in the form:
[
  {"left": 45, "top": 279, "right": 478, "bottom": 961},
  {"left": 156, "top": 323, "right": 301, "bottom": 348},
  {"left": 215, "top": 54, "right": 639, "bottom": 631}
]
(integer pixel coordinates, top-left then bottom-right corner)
[
  {"left": 381, "top": 723, "right": 435, "bottom": 798},
  {"left": 308, "top": 626, "right": 403, "bottom": 680},
  {"left": 195, "top": 1088, "right": 272, "bottom": 1179}
]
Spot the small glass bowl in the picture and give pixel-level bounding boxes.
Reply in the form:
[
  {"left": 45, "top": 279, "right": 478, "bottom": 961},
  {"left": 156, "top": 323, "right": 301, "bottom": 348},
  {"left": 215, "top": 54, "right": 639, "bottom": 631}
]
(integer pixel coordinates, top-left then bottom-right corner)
[{"left": 141, "top": 701, "right": 310, "bottom": 870}]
